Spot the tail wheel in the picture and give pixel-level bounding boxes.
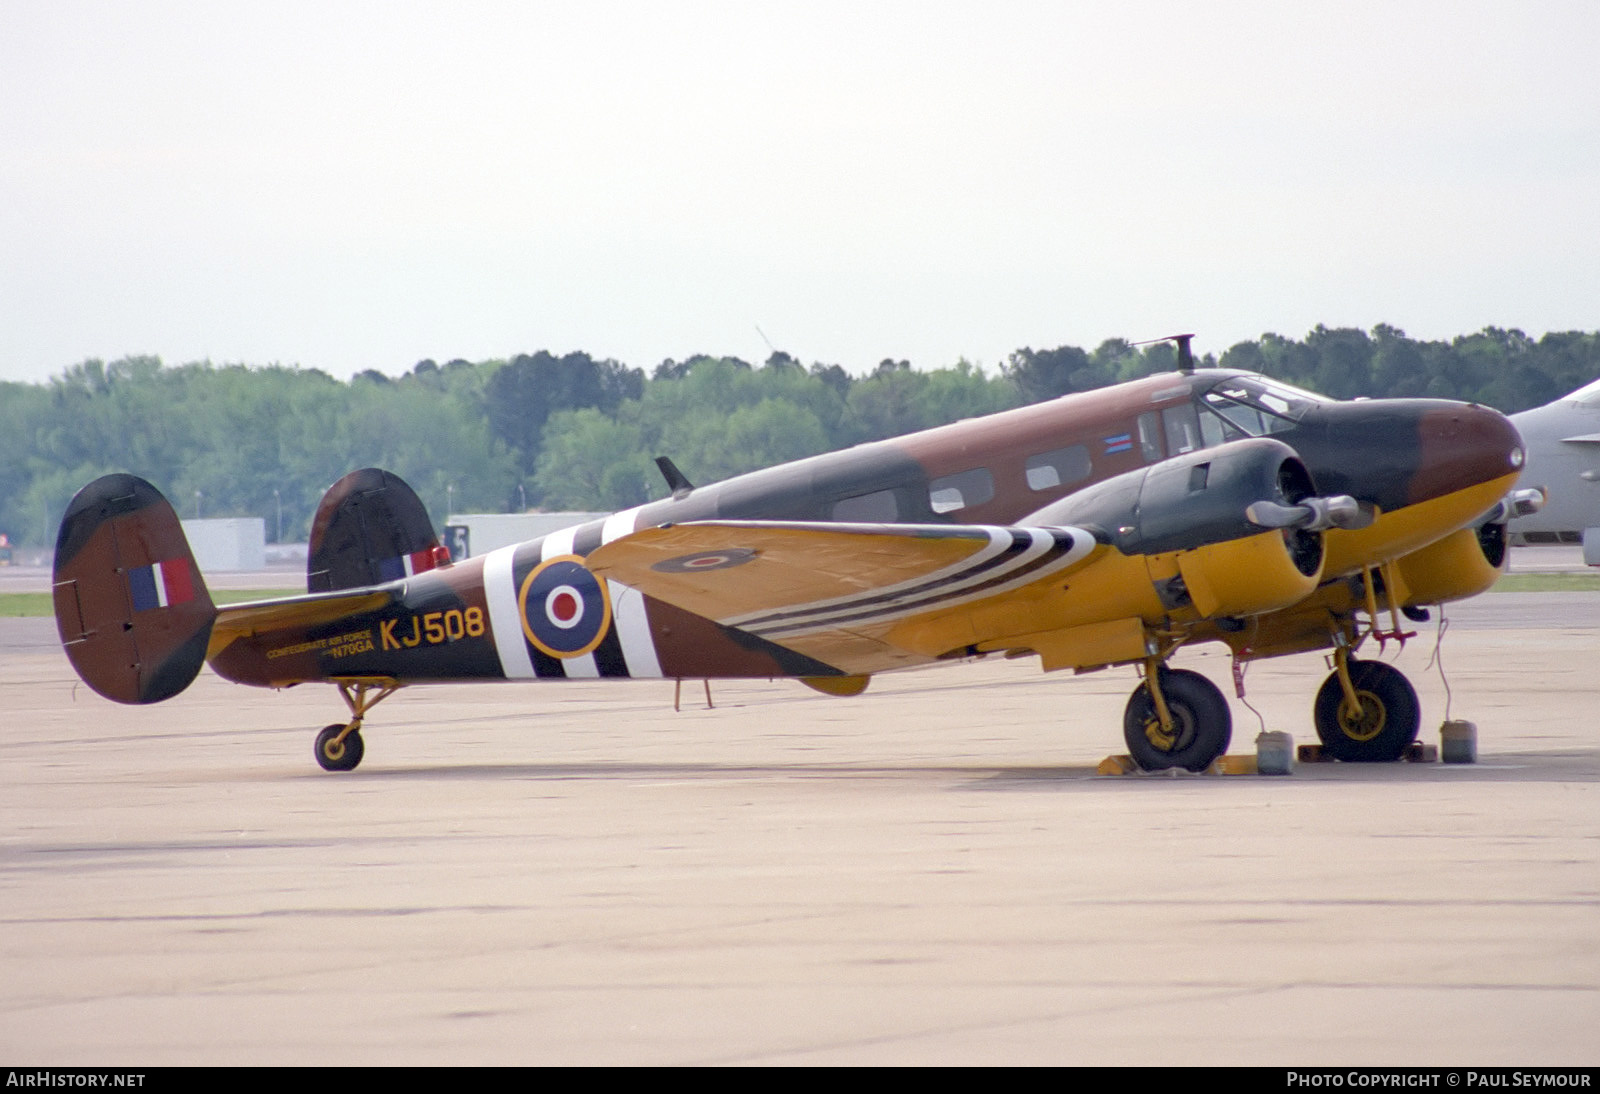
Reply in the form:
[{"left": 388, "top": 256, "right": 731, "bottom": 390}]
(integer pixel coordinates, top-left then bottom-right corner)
[
  {"left": 315, "top": 723, "right": 364, "bottom": 772},
  {"left": 1313, "top": 659, "right": 1419, "bottom": 762},
  {"left": 1123, "top": 667, "right": 1233, "bottom": 773}
]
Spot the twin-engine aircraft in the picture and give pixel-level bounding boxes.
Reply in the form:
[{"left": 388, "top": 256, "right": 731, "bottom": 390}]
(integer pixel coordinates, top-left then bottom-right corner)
[{"left": 53, "top": 343, "right": 1534, "bottom": 773}]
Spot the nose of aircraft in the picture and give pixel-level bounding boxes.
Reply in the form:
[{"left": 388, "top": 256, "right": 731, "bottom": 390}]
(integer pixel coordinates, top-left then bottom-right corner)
[
  {"left": 1285, "top": 398, "right": 1524, "bottom": 512},
  {"left": 1410, "top": 401, "right": 1525, "bottom": 506}
]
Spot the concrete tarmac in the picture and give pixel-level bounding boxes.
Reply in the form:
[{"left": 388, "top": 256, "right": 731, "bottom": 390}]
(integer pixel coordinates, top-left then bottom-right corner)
[{"left": 2, "top": 595, "right": 1596, "bottom": 1065}]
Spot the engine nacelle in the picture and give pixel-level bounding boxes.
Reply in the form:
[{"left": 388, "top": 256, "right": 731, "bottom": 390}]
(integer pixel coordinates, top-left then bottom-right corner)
[
  {"left": 1024, "top": 438, "right": 1328, "bottom": 620},
  {"left": 1393, "top": 522, "right": 1506, "bottom": 607},
  {"left": 1171, "top": 527, "right": 1323, "bottom": 619}
]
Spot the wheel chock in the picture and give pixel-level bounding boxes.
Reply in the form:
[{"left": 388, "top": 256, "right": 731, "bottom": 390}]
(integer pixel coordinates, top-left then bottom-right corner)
[
  {"left": 1096, "top": 753, "right": 1267, "bottom": 776},
  {"left": 1098, "top": 755, "right": 1140, "bottom": 775},
  {"left": 1298, "top": 741, "right": 1439, "bottom": 763}
]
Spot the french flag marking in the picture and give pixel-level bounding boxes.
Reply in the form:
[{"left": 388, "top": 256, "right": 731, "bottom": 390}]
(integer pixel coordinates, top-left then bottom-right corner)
[
  {"left": 128, "top": 559, "right": 195, "bottom": 612},
  {"left": 378, "top": 548, "right": 439, "bottom": 582}
]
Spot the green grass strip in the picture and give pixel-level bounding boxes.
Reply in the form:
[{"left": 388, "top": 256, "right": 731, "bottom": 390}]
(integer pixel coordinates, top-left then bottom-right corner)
[
  {"left": 1492, "top": 572, "right": 1600, "bottom": 592},
  {"left": 0, "top": 589, "right": 304, "bottom": 617}
]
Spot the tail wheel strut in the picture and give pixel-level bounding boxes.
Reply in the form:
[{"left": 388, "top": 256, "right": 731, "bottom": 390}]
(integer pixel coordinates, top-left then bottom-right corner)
[{"left": 313, "top": 680, "right": 402, "bottom": 772}]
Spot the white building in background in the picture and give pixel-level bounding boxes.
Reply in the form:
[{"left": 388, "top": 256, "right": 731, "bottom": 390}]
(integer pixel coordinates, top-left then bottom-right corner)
[
  {"left": 442, "top": 513, "right": 608, "bottom": 560},
  {"left": 180, "top": 518, "right": 266, "bottom": 571}
]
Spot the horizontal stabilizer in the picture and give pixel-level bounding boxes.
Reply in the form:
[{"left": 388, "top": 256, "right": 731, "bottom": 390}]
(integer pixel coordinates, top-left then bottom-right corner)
[
  {"left": 209, "top": 588, "right": 397, "bottom": 648},
  {"left": 52, "top": 474, "right": 217, "bottom": 704},
  {"left": 204, "top": 587, "right": 399, "bottom": 686}
]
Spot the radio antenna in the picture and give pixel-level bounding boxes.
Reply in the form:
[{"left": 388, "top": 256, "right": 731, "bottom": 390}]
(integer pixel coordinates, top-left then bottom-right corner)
[{"left": 1132, "top": 333, "right": 1197, "bottom": 374}]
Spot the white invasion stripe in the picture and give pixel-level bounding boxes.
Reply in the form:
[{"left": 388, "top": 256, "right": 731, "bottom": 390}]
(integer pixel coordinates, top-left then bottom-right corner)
[
  {"left": 742, "top": 539, "right": 1044, "bottom": 635},
  {"left": 483, "top": 546, "right": 535, "bottom": 680},
  {"left": 725, "top": 526, "right": 1045, "bottom": 632},
  {"left": 601, "top": 505, "right": 644, "bottom": 545},
  {"left": 599, "top": 507, "right": 661, "bottom": 678},
  {"left": 744, "top": 527, "right": 1097, "bottom": 639},
  {"left": 561, "top": 651, "right": 600, "bottom": 677},
  {"left": 608, "top": 581, "right": 663, "bottom": 678},
  {"left": 542, "top": 525, "right": 578, "bottom": 560},
  {"left": 721, "top": 525, "right": 1015, "bottom": 630}
]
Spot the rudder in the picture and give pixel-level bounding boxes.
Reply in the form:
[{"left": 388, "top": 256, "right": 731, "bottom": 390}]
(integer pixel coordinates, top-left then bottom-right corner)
[{"left": 53, "top": 474, "right": 217, "bottom": 704}]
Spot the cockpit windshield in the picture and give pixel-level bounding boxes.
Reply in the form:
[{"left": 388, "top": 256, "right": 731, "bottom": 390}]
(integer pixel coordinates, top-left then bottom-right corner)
[{"left": 1198, "top": 375, "right": 1329, "bottom": 438}]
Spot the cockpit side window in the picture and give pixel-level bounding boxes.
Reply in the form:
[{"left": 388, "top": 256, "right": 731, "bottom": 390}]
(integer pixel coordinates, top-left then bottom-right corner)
[
  {"left": 1202, "top": 394, "right": 1270, "bottom": 437},
  {"left": 1198, "top": 408, "right": 1229, "bottom": 448},
  {"left": 1137, "top": 412, "right": 1163, "bottom": 462},
  {"left": 1162, "top": 403, "right": 1203, "bottom": 455}
]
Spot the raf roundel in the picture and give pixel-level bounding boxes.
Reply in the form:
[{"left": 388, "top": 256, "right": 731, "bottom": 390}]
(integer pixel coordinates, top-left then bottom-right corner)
[
  {"left": 518, "top": 555, "right": 613, "bottom": 658},
  {"left": 652, "top": 547, "right": 758, "bottom": 573}
]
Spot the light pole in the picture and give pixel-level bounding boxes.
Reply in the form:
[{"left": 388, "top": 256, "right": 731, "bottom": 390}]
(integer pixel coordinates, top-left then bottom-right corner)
[{"left": 273, "top": 489, "right": 282, "bottom": 544}]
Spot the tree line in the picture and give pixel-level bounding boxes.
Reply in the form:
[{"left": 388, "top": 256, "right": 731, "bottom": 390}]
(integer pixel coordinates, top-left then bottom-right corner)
[{"left": 2, "top": 325, "right": 1595, "bottom": 546}]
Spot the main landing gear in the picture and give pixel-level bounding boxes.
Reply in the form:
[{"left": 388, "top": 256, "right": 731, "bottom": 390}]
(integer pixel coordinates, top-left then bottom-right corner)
[
  {"left": 1312, "top": 652, "right": 1420, "bottom": 762},
  {"left": 1123, "top": 663, "right": 1233, "bottom": 772},
  {"left": 1120, "top": 645, "right": 1422, "bottom": 771},
  {"left": 313, "top": 680, "right": 402, "bottom": 772}
]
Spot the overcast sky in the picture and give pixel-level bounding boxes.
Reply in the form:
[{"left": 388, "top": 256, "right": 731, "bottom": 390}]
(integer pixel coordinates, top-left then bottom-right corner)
[{"left": 2, "top": 0, "right": 1596, "bottom": 383}]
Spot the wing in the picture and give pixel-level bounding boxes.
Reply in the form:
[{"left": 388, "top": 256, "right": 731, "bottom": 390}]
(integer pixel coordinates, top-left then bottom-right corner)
[{"left": 586, "top": 520, "right": 1108, "bottom": 675}]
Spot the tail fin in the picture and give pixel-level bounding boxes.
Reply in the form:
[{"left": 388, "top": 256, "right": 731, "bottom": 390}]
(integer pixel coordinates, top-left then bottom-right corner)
[
  {"left": 307, "top": 468, "right": 448, "bottom": 593},
  {"left": 52, "top": 474, "right": 217, "bottom": 704}
]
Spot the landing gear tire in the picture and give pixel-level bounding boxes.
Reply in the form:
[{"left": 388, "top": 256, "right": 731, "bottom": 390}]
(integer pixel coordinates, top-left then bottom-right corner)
[
  {"left": 1123, "top": 668, "right": 1233, "bottom": 773},
  {"left": 315, "top": 723, "right": 364, "bottom": 772},
  {"left": 1313, "top": 659, "right": 1419, "bottom": 762}
]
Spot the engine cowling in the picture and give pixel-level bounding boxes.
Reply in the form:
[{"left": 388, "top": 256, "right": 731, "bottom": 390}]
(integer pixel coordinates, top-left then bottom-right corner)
[
  {"left": 1024, "top": 438, "right": 1332, "bottom": 620},
  {"left": 1393, "top": 522, "right": 1506, "bottom": 607}
]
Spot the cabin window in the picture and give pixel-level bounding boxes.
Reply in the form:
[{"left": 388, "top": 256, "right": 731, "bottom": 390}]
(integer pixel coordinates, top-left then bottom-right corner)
[
  {"left": 928, "top": 468, "right": 994, "bottom": 514},
  {"left": 1162, "top": 404, "right": 1204, "bottom": 455},
  {"left": 1137, "top": 412, "right": 1163, "bottom": 462},
  {"left": 1025, "top": 445, "right": 1092, "bottom": 491},
  {"left": 833, "top": 489, "right": 899, "bottom": 522}
]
